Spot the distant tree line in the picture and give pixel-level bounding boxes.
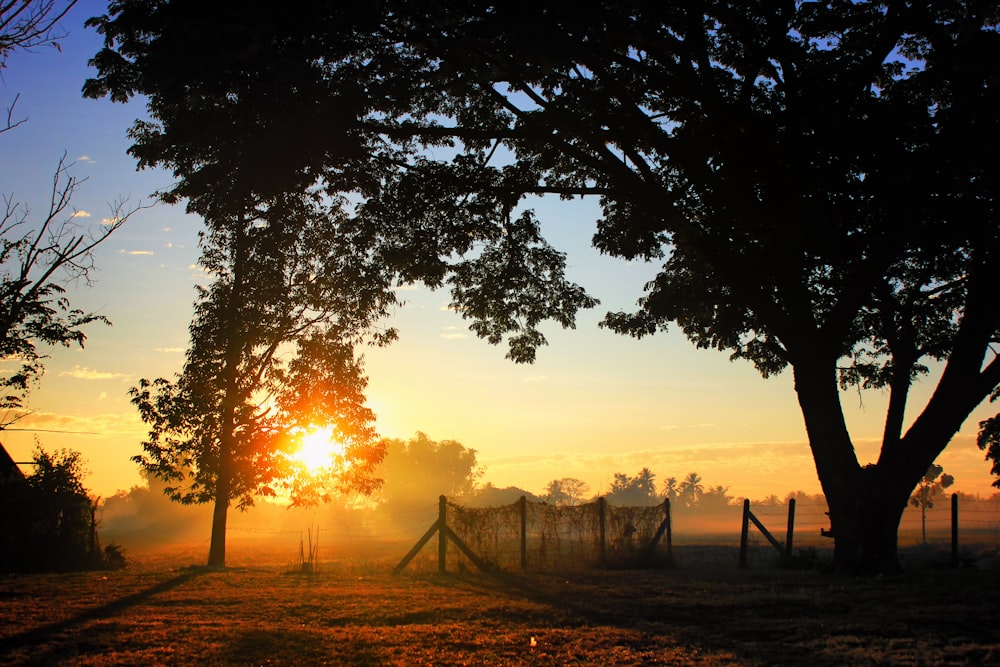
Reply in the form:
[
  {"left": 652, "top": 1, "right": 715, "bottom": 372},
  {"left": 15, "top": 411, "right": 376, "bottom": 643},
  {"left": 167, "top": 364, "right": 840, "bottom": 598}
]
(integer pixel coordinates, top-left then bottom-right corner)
[{"left": 98, "top": 432, "right": 975, "bottom": 552}]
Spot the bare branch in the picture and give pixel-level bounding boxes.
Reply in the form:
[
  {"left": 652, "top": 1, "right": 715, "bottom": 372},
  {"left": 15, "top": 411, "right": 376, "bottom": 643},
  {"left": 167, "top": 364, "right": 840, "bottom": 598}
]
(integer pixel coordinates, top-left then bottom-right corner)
[
  {"left": 0, "top": 92, "right": 27, "bottom": 135},
  {"left": 0, "top": 1, "right": 77, "bottom": 67},
  {"left": 0, "top": 154, "right": 146, "bottom": 420}
]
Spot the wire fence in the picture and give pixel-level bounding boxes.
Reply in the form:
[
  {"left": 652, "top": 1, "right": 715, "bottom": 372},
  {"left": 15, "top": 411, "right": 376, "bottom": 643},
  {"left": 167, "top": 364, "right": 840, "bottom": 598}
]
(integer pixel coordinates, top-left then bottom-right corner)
[
  {"left": 195, "top": 494, "right": 1000, "bottom": 572},
  {"left": 745, "top": 496, "right": 1000, "bottom": 548},
  {"left": 444, "top": 498, "right": 670, "bottom": 572}
]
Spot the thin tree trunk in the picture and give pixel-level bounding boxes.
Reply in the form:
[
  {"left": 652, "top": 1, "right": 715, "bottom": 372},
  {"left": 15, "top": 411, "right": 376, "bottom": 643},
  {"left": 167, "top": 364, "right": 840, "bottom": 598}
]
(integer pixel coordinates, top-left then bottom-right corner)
[
  {"left": 206, "top": 220, "right": 250, "bottom": 569},
  {"left": 207, "top": 485, "right": 229, "bottom": 568},
  {"left": 208, "top": 402, "right": 238, "bottom": 568}
]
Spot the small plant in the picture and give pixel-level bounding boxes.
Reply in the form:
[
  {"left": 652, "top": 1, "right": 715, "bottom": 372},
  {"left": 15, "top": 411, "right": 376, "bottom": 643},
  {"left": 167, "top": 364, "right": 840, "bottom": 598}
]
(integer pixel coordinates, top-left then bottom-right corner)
[
  {"left": 781, "top": 546, "right": 823, "bottom": 570},
  {"left": 296, "top": 527, "right": 319, "bottom": 574},
  {"left": 103, "top": 543, "right": 128, "bottom": 570}
]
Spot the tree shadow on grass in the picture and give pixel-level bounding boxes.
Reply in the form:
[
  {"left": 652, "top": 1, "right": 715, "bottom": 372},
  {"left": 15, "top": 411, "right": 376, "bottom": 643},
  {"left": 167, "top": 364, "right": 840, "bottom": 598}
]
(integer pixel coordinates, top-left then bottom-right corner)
[
  {"left": 0, "top": 566, "right": 206, "bottom": 665},
  {"left": 225, "top": 629, "right": 384, "bottom": 666},
  {"left": 422, "top": 567, "right": 1000, "bottom": 666},
  {"left": 412, "top": 569, "right": 859, "bottom": 664}
]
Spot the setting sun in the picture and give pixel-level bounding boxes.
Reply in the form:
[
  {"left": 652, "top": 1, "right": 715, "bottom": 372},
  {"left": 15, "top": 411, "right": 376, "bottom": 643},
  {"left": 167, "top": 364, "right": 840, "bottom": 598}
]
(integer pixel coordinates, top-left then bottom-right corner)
[{"left": 292, "top": 426, "right": 345, "bottom": 474}]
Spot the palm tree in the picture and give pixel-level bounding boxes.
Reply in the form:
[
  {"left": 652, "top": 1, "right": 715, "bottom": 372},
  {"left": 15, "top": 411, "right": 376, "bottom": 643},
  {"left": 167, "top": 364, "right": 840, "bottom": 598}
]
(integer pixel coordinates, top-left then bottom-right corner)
[
  {"left": 679, "top": 472, "right": 704, "bottom": 508},
  {"left": 661, "top": 476, "right": 679, "bottom": 503},
  {"left": 635, "top": 467, "right": 657, "bottom": 499}
]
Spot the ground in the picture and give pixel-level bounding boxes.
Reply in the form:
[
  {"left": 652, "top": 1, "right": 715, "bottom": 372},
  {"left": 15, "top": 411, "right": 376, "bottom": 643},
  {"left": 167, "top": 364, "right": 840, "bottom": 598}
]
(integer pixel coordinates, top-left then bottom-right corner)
[{"left": 0, "top": 543, "right": 997, "bottom": 665}]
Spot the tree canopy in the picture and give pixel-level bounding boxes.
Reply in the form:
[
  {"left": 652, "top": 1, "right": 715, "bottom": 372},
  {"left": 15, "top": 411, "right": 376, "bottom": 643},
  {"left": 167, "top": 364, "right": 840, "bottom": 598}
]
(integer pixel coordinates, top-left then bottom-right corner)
[
  {"left": 376, "top": 432, "right": 482, "bottom": 513},
  {"left": 86, "top": 1, "right": 1000, "bottom": 573},
  {"left": 129, "top": 187, "right": 392, "bottom": 567},
  {"left": 606, "top": 468, "right": 659, "bottom": 506}
]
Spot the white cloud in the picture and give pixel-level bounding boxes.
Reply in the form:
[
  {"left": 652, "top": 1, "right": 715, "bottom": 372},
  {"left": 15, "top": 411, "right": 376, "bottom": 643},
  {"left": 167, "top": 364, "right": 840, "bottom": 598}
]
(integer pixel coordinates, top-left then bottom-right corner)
[
  {"left": 60, "top": 365, "right": 130, "bottom": 381},
  {"left": 71, "top": 210, "right": 92, "bottom": 218},
  {"left": 154, "top": 347, "right": 186, "bottom": 354},
  {"left": 76, "top": 155, "right": 94, "bottom": 164},
  {"left": 439, "top": 323, "right": 466, "bottom": 339},
  {"left": 102, "top": 217, "right": 122, "bottom": 226},
  {"left": 119, "top": 249, "right": 154, "bottom": 256}
]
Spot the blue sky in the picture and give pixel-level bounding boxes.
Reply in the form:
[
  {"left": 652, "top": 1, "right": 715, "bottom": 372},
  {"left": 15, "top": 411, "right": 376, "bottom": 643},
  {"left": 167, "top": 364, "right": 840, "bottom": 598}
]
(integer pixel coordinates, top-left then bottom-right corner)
[{"left": 1, "top": 1, "right": 996, "bottom": 503}]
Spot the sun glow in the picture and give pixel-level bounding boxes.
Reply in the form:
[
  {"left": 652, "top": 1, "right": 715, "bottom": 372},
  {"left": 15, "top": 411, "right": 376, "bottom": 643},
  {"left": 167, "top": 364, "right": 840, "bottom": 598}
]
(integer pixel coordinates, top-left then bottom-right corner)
[{"left": 292, "top": 426, "right": 346, "bottom": 474}]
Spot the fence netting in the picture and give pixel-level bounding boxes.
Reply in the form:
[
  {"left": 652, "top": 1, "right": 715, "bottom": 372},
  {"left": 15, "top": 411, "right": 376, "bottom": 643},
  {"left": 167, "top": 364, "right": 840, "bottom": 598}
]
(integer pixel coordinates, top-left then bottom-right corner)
[{"left": 445, "top": 499, "right": 670, "bottom": 571}]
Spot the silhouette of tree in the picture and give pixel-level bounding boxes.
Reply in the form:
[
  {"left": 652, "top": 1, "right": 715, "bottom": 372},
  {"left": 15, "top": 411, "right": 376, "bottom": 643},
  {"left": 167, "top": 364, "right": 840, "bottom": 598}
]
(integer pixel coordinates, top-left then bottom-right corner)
[
  {"left": 544, "top": 477, "right": 589, "bottom": 506},
  {"left": 606, "top": 468, "right": 658, "bottom": 506},
  {"left": 129, "top": 195, "right": 391, "bottom": 568},
  {"left": 85, "top": 1, "right": 1000, "bottom": 574},
  {"left": 678, "top": 472, "right": 704, "bottom": 509},
  {"left": 698, "top": 485, "right": 734, "bottom": 512},
  {"left": 660, "top": 476, "right": 679, "bottom": 504},
  {"left": 375, "top": 432, "right": 482, "bottom": 514},
  {"left": 759, "top": 494, "right": 783, "bottom": 507},
  {"left": 909, "top": 464, "right": 955, "bottom": 544},
  {"left": 468, "top": 482, "right": 542, "bottom": 508},
  {"left": 83, "top": 4, "right": 595, "bottom": 365},
  {"left": 978, "top": 415, "right": 1000, "bottom": 487}
]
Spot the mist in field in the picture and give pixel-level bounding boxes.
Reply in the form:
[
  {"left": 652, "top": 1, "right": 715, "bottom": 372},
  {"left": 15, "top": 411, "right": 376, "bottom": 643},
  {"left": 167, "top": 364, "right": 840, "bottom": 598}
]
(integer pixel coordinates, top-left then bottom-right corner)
[{"left": 96, "top": 434, "right": 1000, "bottom": 569}]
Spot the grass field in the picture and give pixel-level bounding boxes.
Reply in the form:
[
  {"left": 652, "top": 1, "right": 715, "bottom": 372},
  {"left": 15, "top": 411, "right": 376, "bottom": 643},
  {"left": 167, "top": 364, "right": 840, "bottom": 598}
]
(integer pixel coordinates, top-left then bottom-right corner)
[{"left": 0, "top": 542, "right": 998, "bottom": 666}]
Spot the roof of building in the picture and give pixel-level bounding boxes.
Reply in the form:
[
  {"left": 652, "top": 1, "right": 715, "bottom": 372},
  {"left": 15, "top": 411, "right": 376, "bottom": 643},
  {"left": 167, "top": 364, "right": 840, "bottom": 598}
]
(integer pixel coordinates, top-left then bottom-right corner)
[{"left": 0, "top": 441, "right": 25, "bottom": 483}]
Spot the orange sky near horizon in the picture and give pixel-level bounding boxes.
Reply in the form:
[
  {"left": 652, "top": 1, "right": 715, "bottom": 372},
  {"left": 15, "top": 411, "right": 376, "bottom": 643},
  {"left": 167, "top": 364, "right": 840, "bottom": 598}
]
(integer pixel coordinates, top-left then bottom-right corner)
[{"left": 1, "top": 2, "right": 998, "bottom": 507}]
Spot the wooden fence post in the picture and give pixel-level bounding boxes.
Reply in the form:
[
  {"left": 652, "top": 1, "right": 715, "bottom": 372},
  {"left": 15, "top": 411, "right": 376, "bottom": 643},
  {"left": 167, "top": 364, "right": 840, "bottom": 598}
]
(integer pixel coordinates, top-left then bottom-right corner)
[
  {"left": 393, "top": 494, "right": 518, "bottom": 575},
  {"left": 394, "top": 506, "right": 443, "bottom": 574},
  {"left": 641, "top": 497, "right": 674, "bottom": 566},
  {"left": 951, "top": 492, "right": 959, "bottom": 568},
  {"left": 784, "top": 498, "right": 796, "bottom": 560},
  {"left": 664, "top": 497, "right": 673, "bottom": 558},
  {"left": 519, "top": 495, "right": 527, "bottom": 571},
  {"left": 598, "top": 497, "right": 607, "bottom": 568},
  {"left": 739, "top": 499, "right": 750, "bottom": 568},
  {"left": 438, "top": 495, "right": 447, "bottom": 574}
]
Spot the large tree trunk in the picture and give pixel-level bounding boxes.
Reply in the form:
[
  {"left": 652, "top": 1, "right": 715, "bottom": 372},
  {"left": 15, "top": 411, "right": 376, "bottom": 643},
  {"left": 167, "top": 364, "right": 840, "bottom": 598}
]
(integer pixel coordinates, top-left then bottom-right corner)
[
  {"left": 792, "top": 359, "right": 920, "bottom": 574},
  {"left": 824, "top": 466, "right": 910, "bottom": 575}
]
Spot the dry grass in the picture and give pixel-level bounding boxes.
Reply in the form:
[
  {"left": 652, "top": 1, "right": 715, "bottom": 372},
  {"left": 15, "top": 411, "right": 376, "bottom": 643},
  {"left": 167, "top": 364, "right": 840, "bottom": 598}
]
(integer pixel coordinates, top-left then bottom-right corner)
[{"left": 0, "top": 542, "right": 997, "bottom": 666}]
